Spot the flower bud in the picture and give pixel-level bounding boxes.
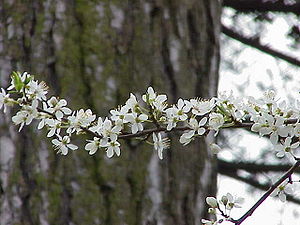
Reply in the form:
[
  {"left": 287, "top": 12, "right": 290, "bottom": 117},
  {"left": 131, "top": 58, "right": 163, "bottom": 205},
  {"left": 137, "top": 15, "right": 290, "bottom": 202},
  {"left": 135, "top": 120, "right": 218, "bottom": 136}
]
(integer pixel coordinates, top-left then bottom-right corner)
[
  {"left": 206, "top": 197, "right": 218, "bottom": 208},
  {"left": 208, "top": 207, "right": 216, "bottom": 214},
  {"left": 221, "top": 195, "right": 228, "bottom": 206}
]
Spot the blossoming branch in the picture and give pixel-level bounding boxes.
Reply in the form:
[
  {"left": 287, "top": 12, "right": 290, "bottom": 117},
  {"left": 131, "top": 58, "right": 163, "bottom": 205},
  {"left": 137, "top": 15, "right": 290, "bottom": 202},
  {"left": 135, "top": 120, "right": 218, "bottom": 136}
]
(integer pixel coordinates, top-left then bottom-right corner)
[{"left": 1, "top": 71, "right": 300, "bottom": 224}]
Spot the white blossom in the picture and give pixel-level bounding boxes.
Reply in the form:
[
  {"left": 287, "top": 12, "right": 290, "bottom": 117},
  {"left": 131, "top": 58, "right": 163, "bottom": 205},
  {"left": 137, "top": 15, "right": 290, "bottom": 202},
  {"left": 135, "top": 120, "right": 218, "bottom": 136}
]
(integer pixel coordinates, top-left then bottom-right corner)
[
  {"left": 0, "top": 88, "right": 12, "bottom": 113},
  {"left": 100, "top": 118, "right": 121, "bottom": 143},
  {"left": 165, "top": 111, "right": 179, "bottom": 131},
  {"left": 89, "top": 117, "right": 104, "bottom": 134},
  {"left": 275, "top": 137, "right": 299, "bottom": 158},
  {"left": 125, "top": 112, "right": 148, "bottom": 134},
  {"left": 12, "top": 100, "right": 39, "bottom": 131},
  {"left": 27, "top": 80, "right": 48, "bottom": 100},
  {"left": 51, "top": 135, "right": 78, "bottom": 155},
  {"left": 270, "top": 180, "right": 293, "bottom": 202},
  {"left": 44, "top": 96, "right": 72, "bottom": 120},
  {"left": 206, "top": 197, "right": 218, "bottom": 208},
  {"left": 153, "top": 132, "right": 169, "bottom": 159},
  {"left": 125, "top": 93, "right": 139, "bottom": 112},
  {"left": 110, "top": 106, "right": 129, "bottom": 129},
  {"left": 222, "top": 193, "right": 244, "bottom": 210},
  {"left": 46, "top": 119, "right": 62, "bottom": 137},
  {"left": 142, "top": 86, "right": 168, "bottom": 111},
  {"left": 103, "top": 135, "right": 121, "bottom": 158},
  {"left": 12, "top": 110, "right": 28, "bottom": 131},
  {"left": 251, "top": 114, "right": 291, "bottom": 144},
  {"left": 262, "top": 89, "right": 277, "bottom": 105},
  {"left": 85, "top": 137, "right": 102, "bottom": 155},
  {"left": 292, "top": 123, "right": 300, "bottom": 137},
  {"left": 67, "top": 109, "right": 96, "bottom": 134},
  {"left": 179, "top": 117, "right": 207, "bottom": 145},
  {"left": 189, "top": 98, "right": 215, "bottom": 116},
  {"left": 209, "top": 113, "right": 224, "bottom": 132},
  {"left": 165, "top": 98, "right": 189, "bottom": 121}
]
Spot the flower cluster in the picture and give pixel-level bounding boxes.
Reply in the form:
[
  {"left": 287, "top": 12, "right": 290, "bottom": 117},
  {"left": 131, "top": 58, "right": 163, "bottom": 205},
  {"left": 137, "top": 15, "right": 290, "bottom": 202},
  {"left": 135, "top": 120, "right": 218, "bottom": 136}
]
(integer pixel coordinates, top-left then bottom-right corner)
[
  {"left": 202, "top": 193, "right": 244, "bottom": 224},
  {"left": 3, "top": 72, "right": 300, "bottom": 160}
]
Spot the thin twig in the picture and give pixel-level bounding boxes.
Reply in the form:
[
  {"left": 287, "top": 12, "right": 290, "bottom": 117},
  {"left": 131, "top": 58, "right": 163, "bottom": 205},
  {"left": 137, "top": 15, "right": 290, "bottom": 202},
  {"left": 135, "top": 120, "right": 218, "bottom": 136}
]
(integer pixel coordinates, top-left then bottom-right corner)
[
  {"left": 222, "top": 24, "right": 300, "bottom": 68},
  {"left": 231, "top": 160, "right": 300, "bottom": 224}
]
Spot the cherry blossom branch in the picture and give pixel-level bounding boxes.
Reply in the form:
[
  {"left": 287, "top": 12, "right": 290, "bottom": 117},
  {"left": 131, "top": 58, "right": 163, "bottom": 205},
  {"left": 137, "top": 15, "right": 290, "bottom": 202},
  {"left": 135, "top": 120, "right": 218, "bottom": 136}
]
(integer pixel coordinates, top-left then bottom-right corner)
[{"left": 3, "top": 72, "right": 300, "bottom": 225}]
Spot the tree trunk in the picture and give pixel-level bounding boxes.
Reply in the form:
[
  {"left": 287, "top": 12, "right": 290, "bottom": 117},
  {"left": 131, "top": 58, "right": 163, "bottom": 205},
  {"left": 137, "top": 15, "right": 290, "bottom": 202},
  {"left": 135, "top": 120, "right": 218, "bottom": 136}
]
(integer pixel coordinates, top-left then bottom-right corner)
[{"left": 0, "top": 0, "right": 221, "bottom": 224}]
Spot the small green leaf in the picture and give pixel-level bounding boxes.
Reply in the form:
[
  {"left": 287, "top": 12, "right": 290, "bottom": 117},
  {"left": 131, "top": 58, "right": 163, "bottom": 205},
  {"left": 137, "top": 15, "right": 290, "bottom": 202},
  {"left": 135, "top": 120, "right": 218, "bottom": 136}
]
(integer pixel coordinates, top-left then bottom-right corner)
[
  {"left": 11, "top": 71, "right": 24, "bottom": 92},
  {"left": 24, "top": 75, "right": 33, "bottom": 85}
]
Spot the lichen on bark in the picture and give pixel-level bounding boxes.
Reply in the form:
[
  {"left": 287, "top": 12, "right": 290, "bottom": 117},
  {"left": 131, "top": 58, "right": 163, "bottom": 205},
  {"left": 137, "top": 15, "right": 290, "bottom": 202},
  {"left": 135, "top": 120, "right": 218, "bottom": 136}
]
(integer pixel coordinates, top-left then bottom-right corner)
[{"left": 0, "top": 0, "right": 221, "bottom": 224}]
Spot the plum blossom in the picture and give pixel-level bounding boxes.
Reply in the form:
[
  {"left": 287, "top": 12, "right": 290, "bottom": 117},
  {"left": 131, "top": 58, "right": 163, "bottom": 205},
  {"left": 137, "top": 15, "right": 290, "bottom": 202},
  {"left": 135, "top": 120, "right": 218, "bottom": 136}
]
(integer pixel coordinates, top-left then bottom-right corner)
[
  {"left": 103, "top": 135, "right": 121, "bottom": 158},
  {"left": 46, "top": 119, "right": 62, "bottom": 137},
  {"left": 142, "top": 86, "right": 168, "bottom": 111},
  {"left": 153, "top": 132, "right": 169, "bottom": 159},
  {"left": 110, "top": 106, "right": 129, "bottom": 129},
  {"left": 27, "top": 80, "right": 48, "bottom": 100},
  {"left": 44, "top": 96, "right": 72, "bottom": 120},
  {"left": 125, "top": 93, "right": 139, "bottom": 112},
  {"left": 209, "top": 113, "right": 224, "bottom": 132},
  {"left": 262, "top": 89, "right": 277, "bottom": 105},
  {"left": 189, "top": 98, "right": 215, "bottom": 116},
  {"left": 165, "top": 98, "right": 190, "bottom": 121},
  {"left": 275, "top": 137, "right": 299, "bottom": 158},
  {"left": 0, "top": 88, "right": 12, "bottom": 113},
  {"left": 251, "top": 114, "right": 291, "bottom": 144},
  {"left": 165, "top": 112, "right": 179, "bottom": 131},
  {"left": 221, "top": 193, "right": 244, "bottom": 210},
  {"left": 12, "top": 100, "right": 38, "bottom": 131},
  {"left": 206, "top": 196, "right": 218, "bottom": 208},
  {"left": 179, "top": 117, "right": 207, "bottom": 145},
  {"left": 125, "top": 112, "right": 148, "bottom": 134},
  {"left": 85, "top": 137, "right": 102, "bottom": 155},
  {"left": 12, "top": 110, "right": 29, "bottom": 131},
  {"left": 51, "top": 135, "right": 78, "bottom": 155},
  {"left": 89, "top": 117, "right": 104, "bottom": 134},
  {"left": 67, "top": 109, "right": 96, "bottom": 134},
  {"left": 270, "top": 180, "right": 294, "bottom": 202},
  {"left": 292, "top": 123, "right": 300, "bottom": 137},
  {"left": 100, "top": 118, "right": 121, "bottom": 144}
]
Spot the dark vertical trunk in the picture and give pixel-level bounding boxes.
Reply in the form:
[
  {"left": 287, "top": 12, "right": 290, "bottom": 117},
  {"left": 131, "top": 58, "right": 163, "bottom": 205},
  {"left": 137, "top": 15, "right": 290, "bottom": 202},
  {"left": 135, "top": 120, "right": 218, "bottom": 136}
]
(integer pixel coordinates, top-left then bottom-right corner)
[{"left": 0, "top": 0, "right": 221, "bottom": 224}]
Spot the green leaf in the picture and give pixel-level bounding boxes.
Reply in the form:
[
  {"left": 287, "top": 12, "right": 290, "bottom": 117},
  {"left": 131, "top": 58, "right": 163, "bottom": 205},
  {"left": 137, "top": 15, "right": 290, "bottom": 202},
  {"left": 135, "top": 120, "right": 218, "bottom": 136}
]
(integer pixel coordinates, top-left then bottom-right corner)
[
  {"left": 24, "top": 74, "right": 33, "bottom": 85},
  {"left": 11, "top": 71, "right": 24, "bottom": 92}
]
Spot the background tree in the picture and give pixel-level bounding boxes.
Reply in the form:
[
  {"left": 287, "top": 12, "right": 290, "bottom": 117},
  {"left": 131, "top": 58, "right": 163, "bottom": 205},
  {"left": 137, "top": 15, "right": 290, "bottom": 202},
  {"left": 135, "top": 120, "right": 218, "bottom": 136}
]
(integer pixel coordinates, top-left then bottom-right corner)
[
  {"left": 0, "top": 1, "right": 220, "bottom": 225},
  {"left": 220, "top": 0, "right": 300, "bottom": 201}
]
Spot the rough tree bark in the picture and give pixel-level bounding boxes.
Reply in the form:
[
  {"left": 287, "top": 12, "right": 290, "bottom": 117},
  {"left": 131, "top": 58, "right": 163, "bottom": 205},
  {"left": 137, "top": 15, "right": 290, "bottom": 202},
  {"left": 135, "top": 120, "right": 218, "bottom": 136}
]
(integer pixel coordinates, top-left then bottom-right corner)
[{"left": 0, "top": 0, "right": 221, "bottom": 224}]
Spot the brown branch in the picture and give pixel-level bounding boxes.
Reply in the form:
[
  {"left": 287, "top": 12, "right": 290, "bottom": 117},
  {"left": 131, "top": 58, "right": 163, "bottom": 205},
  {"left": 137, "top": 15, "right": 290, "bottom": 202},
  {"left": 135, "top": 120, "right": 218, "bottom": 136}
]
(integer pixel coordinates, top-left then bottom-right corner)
[
  {"left": 220, "top": 169, "right": 300, "bottom": 205},
  {"left": 35, "top": 101, "right": 299, "bottom": 141},
  {"left": 222, "top": 24, "right": 300, "bottom": 67},
  {"left": 218, "top": 159, "right": 300, "bottom": 174},
  {"left": 119, "top": 118, "right": 298, "bottom": 139},
  {"left": 229, "top": 160, "right": 300, "bottom": 224},
  {"left": 223, "top": 0, "right": 300, "bottom": 15}
]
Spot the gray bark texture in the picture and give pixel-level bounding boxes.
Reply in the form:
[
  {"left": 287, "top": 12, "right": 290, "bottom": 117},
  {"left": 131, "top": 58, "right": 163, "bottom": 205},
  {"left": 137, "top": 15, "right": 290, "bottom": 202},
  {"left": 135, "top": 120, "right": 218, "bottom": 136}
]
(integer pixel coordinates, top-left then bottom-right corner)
[{"left": 0, "top": 0, "right": 221, "bottom": 224}]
